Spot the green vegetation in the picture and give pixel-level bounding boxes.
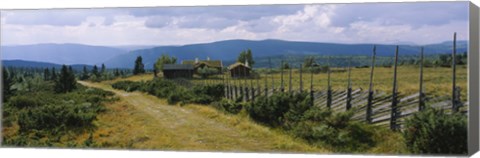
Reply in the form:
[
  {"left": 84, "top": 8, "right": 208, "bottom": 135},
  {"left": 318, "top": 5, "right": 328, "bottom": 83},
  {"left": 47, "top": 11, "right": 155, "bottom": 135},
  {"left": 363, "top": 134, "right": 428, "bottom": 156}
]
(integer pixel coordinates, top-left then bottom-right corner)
[
  {"left": 237, "top": 48, "right": 255, "bottom": 67},
  {"left": 54, "top": 65, "right": 77, "bottom": 93},
  {"left": 154, "top": 54, "right": 177, "bottom": 77},
  {"left": 2, "top": 70, "right": 116, "bottom": 147},
  {"left": 246, "top": 92, "right": 380, "bottom": 152},
  {"left": 133, "top": 56, "right": 146, "bottom": 75},
  {"left": 403, "top": 107, "right": 467, "bottom": 154},
  {"left": 197, "top": 66, "right": 220, "bottom": 78}
]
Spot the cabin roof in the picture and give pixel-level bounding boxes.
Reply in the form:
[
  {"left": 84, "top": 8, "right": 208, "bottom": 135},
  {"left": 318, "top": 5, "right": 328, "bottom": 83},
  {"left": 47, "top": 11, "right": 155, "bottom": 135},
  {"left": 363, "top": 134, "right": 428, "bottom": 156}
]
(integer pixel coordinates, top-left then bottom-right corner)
[
  {"left": 228, "top": 62, "right": 251, "bottom": 70},
  {"left": 163, "top": 64, "right": 194, "bottom": 70},
  {"left": 182, "top": 60, "right": 223, "bottom": 68}
]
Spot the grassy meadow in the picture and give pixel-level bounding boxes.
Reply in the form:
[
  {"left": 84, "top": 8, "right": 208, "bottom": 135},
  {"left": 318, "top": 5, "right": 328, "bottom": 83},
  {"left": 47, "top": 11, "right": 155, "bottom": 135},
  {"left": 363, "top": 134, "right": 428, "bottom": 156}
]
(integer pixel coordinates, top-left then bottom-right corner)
[{"left": 194, "top": 65, "right": 468, "bottom": 102}]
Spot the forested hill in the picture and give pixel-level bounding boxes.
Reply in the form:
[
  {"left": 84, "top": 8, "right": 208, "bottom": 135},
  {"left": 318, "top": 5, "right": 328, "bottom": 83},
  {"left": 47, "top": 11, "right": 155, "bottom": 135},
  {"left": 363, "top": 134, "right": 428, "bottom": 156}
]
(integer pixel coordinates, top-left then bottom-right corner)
[
  {"left": 2, "top": 60, "right": 93, "bottom": 71},
  {"left": 1, "top": 43, "right": 127, "bottom": 65},
  {"left": 103, "top": 39, "right": 467, "bottom": 68}
]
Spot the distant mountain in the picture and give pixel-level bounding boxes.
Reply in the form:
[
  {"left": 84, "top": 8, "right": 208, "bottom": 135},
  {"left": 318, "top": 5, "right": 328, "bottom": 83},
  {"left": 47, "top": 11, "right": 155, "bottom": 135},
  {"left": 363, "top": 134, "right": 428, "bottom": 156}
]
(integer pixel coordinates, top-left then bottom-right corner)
[
  {"left": 1, "top": 43, "right": 127, "bottom": 65},
  {"left": 112, "top": 45, "right": 158, "bottom": 52},
  {"left": 103, "top": 39, "right": 468, "bottom": 69},
  {"left": 2, "top": 60, "right": 94, "bottom": 71}
]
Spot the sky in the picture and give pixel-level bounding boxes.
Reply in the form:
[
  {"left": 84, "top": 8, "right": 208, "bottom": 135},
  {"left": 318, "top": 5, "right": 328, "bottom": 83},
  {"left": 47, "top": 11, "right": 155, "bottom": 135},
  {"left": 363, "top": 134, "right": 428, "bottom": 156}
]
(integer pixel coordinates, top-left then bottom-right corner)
[{"left": 0, "top": 1, "right": 469, "bottom": 46}]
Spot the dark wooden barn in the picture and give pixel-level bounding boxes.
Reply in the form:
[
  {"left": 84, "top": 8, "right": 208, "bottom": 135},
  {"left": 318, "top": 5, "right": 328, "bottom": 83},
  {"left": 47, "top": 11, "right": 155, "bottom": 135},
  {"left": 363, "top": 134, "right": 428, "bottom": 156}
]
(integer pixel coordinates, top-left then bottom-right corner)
[
  {"left": 162, "top": 64, "right": 194, "bottom": 79},
  {"left": 228, "top": 62, "right": 251, "bottom": 78}
]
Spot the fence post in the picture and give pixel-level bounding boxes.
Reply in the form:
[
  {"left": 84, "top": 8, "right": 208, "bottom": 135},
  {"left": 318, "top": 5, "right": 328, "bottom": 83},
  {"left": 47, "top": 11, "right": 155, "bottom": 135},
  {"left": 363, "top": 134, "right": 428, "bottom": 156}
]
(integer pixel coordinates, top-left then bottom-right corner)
[
  {"left": 452, "top": 32, "right": 460, "bottom": 112},
  {"left": 391, "top": 46, "right": 400, "bottom": 131},
  {"left": 326, "top": 57, "right": 332, "bottom": 109},
  {"left": 225, "top": 73, "right": 229, "bottom": 99},
  {"left": 346, "top": 57, "right": 352, "bottom": 110},
  {"left": 234, "top": 76, "right": 238, "bottom": 100},
  {"left": 269, "top": 58, "right": 275, "bottom": 92},
  {"left": 310, "top": 66, "right": 314, "bottom": 107},
  {"left": 264, "top": 74, "right": 268, "bottom": 96},
  {"left": 244, "top": 67, "right": 249, "bottom": 101},
  {"left": 419, "top": 47, "right": 425, "bottom": 111},
  {"left": 300, "top": 64, "right": 303, "bottom": 92},
  {"left": 367, "top": 45, "right": 376, "bottom": 123},
  {"left": 281, "top": 60, "right": 285, "bottom": 92},
  {"left": 257, "top": 74, "right": 261, "bottom": 96},
  {"left": 251, "top": 75, "right": 255, "bottom": 102},
  {"left": 289, "top": 64, "right": 293, "bottom": 93}
]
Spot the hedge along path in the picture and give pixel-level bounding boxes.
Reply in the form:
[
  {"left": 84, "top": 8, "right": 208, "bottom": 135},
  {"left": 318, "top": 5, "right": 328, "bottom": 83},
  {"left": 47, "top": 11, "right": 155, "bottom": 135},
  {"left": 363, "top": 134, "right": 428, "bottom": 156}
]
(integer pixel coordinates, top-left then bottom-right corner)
[{"left": 77, "top": 80, "right": 328, "bottom": 153}]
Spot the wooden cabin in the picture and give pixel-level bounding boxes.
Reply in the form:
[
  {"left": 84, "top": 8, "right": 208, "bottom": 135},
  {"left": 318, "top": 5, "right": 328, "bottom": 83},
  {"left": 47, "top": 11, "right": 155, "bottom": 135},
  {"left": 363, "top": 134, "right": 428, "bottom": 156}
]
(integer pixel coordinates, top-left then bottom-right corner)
[
  {"left": 228, "top": 62, "right": 251, "bottom": 78},
  {"left": 162, "top": 64, "right": 194, "bottom": 79}
]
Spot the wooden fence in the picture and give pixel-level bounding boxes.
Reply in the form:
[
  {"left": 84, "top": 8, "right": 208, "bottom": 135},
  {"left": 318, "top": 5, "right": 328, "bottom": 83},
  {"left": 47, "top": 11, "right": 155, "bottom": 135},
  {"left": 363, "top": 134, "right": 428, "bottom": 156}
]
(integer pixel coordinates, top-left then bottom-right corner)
[{"left": 174, "top": 33, "right": 467, "bottom": 131}]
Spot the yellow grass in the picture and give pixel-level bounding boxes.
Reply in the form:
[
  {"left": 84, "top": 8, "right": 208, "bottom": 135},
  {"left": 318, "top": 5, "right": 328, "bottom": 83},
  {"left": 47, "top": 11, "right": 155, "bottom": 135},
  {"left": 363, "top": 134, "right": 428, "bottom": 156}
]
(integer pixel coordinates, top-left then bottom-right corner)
[
  {"left": 78, "top": 81, "right": 328, "bottom": 153},
  {"left": 197, "top": 66, "right": 468, "bottom": 101}
]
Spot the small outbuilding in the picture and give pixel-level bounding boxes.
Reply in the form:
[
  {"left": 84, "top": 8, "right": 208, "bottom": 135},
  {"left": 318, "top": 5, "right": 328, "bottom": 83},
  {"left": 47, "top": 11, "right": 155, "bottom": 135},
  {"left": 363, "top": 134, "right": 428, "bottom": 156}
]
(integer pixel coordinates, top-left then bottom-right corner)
[
  {"left": 228, "top": 62, "right": 251, "bottom": 78},
  {"left": 162, "top": 64, "right": 194, "bottom": 79}
]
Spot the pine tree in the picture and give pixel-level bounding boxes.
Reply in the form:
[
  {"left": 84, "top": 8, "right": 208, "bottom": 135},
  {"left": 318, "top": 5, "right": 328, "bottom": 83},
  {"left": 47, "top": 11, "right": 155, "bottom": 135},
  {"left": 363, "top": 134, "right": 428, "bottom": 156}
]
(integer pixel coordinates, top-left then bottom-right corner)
[
  {"left": 2, "top": 67, "right": 14, "bottom": 101},
  {"left": 44, "top": 68, "right": 50, "bottom": 81},
  {"left": 68, "top": 66, "right": 77, "bottom": 90},
  {"left": 133, "top": 56, "right": 145, "bottom": 75},
  {"left": 101, "top": 64, "right": 106, "bottom": 75},
  {"left": 112, "top": 69, "right": 118, "bottom": 77},
  {"left": 92, "top": 65, "right": 99, "bottom": 78},
  {"left": 51, "top": 67, "right": 57, "bottom": 81},
  {"left": 81, "top": 66, "right": 89, "bottom": 80},
  {"left": 55, "top": 65, "right": 77, "bottom": 93}
]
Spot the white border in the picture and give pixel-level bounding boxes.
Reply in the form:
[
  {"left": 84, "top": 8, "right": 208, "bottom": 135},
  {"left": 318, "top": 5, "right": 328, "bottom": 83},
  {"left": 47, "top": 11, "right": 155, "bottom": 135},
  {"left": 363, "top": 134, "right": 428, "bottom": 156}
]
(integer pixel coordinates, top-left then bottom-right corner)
[{"left": 0, "top": 0, "right": 477, "bottom": 158}]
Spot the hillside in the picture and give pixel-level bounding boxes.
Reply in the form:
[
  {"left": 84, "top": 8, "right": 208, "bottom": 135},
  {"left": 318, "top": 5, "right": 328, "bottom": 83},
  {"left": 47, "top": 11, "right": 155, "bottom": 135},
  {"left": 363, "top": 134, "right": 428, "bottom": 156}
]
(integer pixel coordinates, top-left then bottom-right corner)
[
  {"left": 103, "top": 39, "right": 467, "bottom": 68},
  {"left": 1, "top": 43, "right": 127, "bottom": 65},
  {"left": 2, "top": 59, "right": 94, "bottom": 71}
]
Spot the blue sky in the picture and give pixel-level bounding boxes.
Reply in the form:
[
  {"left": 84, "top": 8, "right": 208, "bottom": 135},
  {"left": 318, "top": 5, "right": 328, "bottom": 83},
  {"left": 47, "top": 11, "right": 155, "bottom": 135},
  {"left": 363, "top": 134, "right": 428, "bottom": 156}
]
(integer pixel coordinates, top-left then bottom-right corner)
[{"left": 0, "top": 2, "right": 469, "bottom": 46}]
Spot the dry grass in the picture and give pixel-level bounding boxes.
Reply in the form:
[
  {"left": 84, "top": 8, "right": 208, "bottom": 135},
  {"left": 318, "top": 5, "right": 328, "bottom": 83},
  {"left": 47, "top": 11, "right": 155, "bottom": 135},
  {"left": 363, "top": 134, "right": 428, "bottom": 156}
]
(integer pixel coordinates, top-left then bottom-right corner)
[
  {"left": 197, "top": 66, "right": 468, "bottom": 101},
  {"left": 78, "top": 81, "right": 328, "bottom": 153}
]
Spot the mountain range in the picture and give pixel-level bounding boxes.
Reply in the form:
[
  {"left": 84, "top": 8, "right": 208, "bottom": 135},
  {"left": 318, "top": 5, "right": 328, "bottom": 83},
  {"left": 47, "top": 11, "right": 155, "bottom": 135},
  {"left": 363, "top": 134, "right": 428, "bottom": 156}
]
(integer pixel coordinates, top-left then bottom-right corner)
[
  {"left": 1, "top": 39, "right": 467, "bottom": 69},
  {"left": 2, "top": 59, "right": 94, "bottom": 71},
  {"left": 1, "top": 43, "right": 127, "bottom": 65}
]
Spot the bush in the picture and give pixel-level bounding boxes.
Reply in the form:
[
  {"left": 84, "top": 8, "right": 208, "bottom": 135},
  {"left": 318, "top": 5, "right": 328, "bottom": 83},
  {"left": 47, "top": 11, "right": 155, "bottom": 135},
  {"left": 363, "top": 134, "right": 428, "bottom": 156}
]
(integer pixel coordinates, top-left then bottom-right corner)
[
  {"left": 403, "top": 107, "right": 467, "bottom": 154},
  {"left": 212, "top": 98, "right": 243, "bottom": 114},
  {"left": 291, "top": 107, "right": 375, "bottom": 152},
  {"left": 111, "top": 80, "right": 141, "bottom": 92},
  {"left": 167, "top": 88, "right": 193, "bottom": 105},
  {"left": 246, "top": 92, "right": 310, "bottom": 127},
  {"left": 192, "top": 84, "right": 225, "bottom": 100},
  {"left": 141, "top": 79, "right": 178, "bottom": 98}
]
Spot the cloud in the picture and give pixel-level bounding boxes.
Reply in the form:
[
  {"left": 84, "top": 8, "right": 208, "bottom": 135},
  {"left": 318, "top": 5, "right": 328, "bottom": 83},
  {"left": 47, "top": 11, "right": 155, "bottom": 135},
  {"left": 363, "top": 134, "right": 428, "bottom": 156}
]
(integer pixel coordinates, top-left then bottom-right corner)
[
  {"left": 328, "top": 2, "right": 468, "bottom": 28},
  {"left": 0, "top": 2, "right": 469, "bottom": 46},
  {"left": 128, "top": 5, "right": 303, "bottom": 20},
  {"left": 2, "top": 9, "right": 122, "bottom": 26}
]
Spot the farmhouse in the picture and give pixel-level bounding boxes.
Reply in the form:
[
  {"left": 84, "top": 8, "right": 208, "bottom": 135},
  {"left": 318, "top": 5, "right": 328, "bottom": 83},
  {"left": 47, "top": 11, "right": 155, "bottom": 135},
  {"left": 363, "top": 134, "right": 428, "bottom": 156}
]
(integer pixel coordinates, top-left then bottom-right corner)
[
  {"left": 162, "top": 64, "right": 194, "bottom": 79},
  {"left": 228, "top": 62, "right": 251, "bottom": 78},
  {"left": 182, "top": 57, "right": 223, "bottom": 74}
]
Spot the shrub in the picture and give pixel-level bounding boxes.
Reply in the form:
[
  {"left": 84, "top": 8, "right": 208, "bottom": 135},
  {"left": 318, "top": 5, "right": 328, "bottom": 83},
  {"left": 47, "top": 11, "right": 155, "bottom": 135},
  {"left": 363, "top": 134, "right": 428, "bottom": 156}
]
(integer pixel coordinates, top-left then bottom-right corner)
[
  {"left": 9, "top": 96, "right": 42, "bottom": 109},
  {"left": 212, "top": 98, "right": 243, "bottom": 114},
  {"left": 403, "top": 107, "right": 467, "bottom": 154},
  {"left": 291, "top": 107, "right": 375, "bottom": 152},
  {"left": 17, "top": 101, "right": 100, "bottom": 132},
  {"left": 246, "top": 92, "right": 310, "bottom": 127},
  {"left": 111, "top": 80, "right": 141, "bottom": 92},
  {"left": 192, "top": 84, "right": 225, "bottom": 101},
  {"left": 141, "top": 79, "right": 178, "bottom": 98},
  {"left": 167, "top": 88, "right": 193, "bottom": 105}
]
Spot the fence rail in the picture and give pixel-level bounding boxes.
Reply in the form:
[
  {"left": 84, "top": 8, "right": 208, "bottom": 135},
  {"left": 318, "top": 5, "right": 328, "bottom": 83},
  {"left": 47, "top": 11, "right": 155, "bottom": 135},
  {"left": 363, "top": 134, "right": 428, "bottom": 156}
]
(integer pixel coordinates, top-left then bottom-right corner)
[{"left": 170, "top": 32, "right": 466, "bottom": 131}]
